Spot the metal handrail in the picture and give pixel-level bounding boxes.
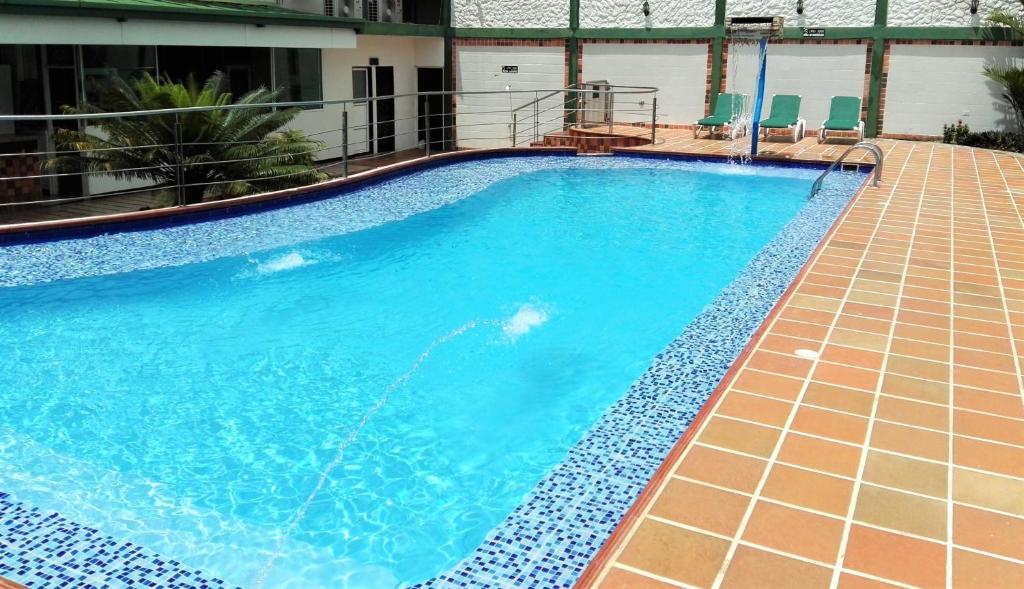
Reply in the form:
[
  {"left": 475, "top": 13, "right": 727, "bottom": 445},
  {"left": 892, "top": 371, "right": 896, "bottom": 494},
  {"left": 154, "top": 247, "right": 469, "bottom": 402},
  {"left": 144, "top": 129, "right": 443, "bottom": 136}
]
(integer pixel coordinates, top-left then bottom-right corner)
[
  {"left": 0, "top": 85, "right": 662, "bottom": 221},
  {"left": 0, "top": 86, "right": 657, "bottom": 122},
  {"left": 810, "top": 142, "right": 883, "bottom": 197},
  {"left": 510, "top": 84, "right": 577, "bottom": 114}
]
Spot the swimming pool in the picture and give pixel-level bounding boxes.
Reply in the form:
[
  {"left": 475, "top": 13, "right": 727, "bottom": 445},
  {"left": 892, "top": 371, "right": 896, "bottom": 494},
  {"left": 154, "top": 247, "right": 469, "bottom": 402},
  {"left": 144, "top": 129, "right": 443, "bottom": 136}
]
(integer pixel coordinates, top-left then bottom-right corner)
[{"left": 0, "top": 155, "right": 865, "bottom": 588}]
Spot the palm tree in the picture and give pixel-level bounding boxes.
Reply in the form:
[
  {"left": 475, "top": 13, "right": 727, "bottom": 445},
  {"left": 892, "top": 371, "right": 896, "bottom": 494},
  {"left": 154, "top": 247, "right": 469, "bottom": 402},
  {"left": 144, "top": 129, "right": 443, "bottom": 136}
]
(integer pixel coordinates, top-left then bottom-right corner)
[
  {"left": 985, "top": 1, "right": 1024, "bottom": 130},
  {"left": 989, "top": 1, "right": 1024, "bottom": 35},
  {"left": 983, "top": 65, "right": 1024, "bottom": 130},
  {"left": 46, "top": 72, "right": 329, "bottom": 205}
]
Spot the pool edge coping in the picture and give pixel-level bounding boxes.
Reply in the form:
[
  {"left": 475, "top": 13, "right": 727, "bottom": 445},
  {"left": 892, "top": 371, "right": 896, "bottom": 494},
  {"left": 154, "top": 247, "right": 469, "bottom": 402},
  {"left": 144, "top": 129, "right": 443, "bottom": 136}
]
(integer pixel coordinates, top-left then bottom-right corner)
[
  {"left": 570, "top": 155, "right": 877, "bottom": 589},
  {"left": 0, "top": 152, "right": 868, "bottom": 589},
  {"left": 0, "top": 146, "right": 865, "bottom": 245}
]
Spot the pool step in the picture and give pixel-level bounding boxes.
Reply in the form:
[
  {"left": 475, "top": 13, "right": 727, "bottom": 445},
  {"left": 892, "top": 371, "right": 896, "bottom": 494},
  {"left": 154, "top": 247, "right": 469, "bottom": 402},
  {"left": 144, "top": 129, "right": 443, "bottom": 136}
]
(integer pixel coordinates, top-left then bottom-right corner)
[{"left": 537, "top": 127, "right": 653, "bottom": 153}]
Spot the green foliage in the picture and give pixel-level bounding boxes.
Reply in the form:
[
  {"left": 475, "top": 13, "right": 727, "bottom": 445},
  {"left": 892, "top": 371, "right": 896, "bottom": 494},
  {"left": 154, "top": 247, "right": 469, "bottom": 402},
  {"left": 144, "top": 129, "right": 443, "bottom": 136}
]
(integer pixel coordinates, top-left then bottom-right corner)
[
  {"left": 984, "top": 2, "right": 1024, "bottom": 132},
  {"left": 45, "top": 72, "right": 329, "bottom": 204},
  {"left": 983, "top": 64, "right": 1024, "bottom": 131},
  {"left": 942, "top": 120, "right": 971, "bottom": 144},
  {"left": 988, "top": 1, "right": 1024, "bottom": 37},
  {"left": 953, "top": 130, "right": 1024, "bottom": 153}
]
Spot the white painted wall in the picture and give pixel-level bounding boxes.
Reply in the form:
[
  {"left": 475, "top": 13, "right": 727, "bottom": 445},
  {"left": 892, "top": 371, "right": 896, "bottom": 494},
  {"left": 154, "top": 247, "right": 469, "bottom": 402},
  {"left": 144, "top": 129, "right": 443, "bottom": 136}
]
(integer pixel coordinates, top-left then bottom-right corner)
[
  {"left": 581, "top": 43, "right": 707, "bottom": 125},
  {"left": 294, "top": 35, "right": 445, "bottom": 160},
  {"left": 579, "top": 0, "right": 715, "bottom": 28},
  {"left": 454, "top": 45, "right": 566, "bottom": 148},
  {"left": 727, "top": 0, "right": 876, "bottom": 27},
  {"left": 452, "top": 0, "right": 569, "bottom": 28},
  {"left": 884, "top": 44, "right": 1024, "bottom": 136},
  {"left": 888, "top": 0, "right": 1018, "bottom": 27},
  {"left": 758, "top": 43, "right": 867, "bottom": 131},
  {"left": 0, "top": 14, "right": 356, "bottom": 49}
]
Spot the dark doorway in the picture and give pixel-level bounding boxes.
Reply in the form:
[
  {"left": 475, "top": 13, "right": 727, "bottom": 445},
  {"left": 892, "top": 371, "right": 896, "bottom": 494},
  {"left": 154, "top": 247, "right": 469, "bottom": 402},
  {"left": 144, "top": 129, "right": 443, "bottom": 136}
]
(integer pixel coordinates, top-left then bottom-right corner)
[
  {"left": 374, "top": 66, "right": 395, "bottom": 153},
  {"left": 417, "top": 67, "right": 443, "bottom": 151}
]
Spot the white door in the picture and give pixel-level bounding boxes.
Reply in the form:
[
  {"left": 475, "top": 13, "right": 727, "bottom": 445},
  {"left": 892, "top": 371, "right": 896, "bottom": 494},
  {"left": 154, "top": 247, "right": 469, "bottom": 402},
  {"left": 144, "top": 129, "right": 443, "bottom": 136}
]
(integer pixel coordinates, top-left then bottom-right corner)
[{"left": 348, "top": 67, "right": 371, "bottom": 155}]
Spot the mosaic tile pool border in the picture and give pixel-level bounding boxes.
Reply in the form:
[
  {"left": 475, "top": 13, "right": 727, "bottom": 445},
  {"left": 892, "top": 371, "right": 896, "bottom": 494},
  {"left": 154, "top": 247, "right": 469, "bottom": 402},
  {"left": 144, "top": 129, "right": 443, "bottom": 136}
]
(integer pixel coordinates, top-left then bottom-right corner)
[
  {"left": 418, "top": 157, "right": 865, "bottom": 589},
  {"left": 0, "top": 153, "right": 865, "bottom": 589}
]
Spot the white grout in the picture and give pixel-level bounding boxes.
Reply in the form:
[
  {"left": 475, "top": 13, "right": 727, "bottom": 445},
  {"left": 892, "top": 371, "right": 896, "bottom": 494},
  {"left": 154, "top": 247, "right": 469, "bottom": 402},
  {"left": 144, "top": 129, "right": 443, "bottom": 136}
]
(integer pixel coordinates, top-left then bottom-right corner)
[
  {"left": 590, "top": 141, "right": 1024, "bottom": 589},
  {"left": 830, "top": 142, "right": 929, "bottom": 589},
  {"left": 947, "top": 146, "right": 958, "bottom": 589},
  {"left": 979, "top": 150, "right": 1024, "bottom": 412}
]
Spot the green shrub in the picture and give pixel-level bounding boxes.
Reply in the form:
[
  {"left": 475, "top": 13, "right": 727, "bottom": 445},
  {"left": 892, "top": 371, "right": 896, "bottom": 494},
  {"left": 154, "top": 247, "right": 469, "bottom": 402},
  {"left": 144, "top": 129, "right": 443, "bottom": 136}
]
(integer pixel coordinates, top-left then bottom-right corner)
[
  {"left": 942, "top": 120, "right": 971, "bottom": 144},
  {"left": 957, "top": 130, "right": 1024, "bottom": 153}
]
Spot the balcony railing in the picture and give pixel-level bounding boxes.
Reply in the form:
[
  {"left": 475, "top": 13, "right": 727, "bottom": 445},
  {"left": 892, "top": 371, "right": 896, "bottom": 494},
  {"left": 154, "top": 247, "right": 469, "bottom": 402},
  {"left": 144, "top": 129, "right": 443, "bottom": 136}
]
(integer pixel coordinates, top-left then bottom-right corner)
[{"left": 0, "top": 85, "right": 658, "bottom": 227}]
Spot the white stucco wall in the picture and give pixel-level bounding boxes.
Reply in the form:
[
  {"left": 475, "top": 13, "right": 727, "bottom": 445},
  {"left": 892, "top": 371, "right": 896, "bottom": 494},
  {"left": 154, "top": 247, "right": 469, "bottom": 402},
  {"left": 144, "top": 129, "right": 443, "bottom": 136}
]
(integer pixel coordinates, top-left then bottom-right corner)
[
  {"left": 883, "top": 44, "right": 1024, "bottom": 136},
  {"left": 888, "top": 0, "right": 1018, "bottom": 27},
  {"left": 454, "top": 45, "right": 566, "bottom": 148},
  {"left": 452, "top": 0, "right": 569, "bottom": 28},
  {"left": 299, "top": 35, "right": 445, "bottom": 159},
  {"left": 581, "top": 42, "right": 708, "bottom": 124},
  {"left": 727, "top": 0, "right": 876, "bottom": 27},
  {"left": 579, "top": 0, "right": 715, "bottom": 28},
  {"left": 757, "top": 43, "right": 867, "bottom": 132}
]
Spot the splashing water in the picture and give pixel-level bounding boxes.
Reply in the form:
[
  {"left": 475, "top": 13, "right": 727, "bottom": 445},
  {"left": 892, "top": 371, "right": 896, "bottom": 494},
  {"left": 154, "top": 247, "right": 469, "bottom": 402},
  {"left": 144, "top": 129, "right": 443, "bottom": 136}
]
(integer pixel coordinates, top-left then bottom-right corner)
[
  {"left": 503, "top": 304, "right": 550, "bottom": 339},
  {"left": 725, "top": 36, "right": 768, "bottom": 164},
  {"left": 252, "top": 307, "right": 546, "bottom": 587},
  {"left": 257, "top": 252, "right": 312, "bottom": 274}
]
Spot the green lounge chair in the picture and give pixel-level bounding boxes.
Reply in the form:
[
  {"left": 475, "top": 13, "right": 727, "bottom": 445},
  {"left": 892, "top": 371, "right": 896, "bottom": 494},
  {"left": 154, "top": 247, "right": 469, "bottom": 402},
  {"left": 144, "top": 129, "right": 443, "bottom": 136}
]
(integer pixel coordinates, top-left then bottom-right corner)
[
  {"left": 819, "top": 96, "right": 865, "bottom": 143},
  {"left": 695, "top": 93, "right": 749, "bottom": 139},
  {"left": 759, "top": 94, "right": 806, "bottom": 143}
]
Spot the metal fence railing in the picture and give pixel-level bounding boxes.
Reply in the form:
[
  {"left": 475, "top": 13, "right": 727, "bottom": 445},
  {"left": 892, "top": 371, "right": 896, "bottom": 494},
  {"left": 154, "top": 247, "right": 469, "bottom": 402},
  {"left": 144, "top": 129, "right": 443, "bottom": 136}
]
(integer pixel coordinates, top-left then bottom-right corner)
[{"left": 0, "top": 85, "right": 658, "bottom": 226}]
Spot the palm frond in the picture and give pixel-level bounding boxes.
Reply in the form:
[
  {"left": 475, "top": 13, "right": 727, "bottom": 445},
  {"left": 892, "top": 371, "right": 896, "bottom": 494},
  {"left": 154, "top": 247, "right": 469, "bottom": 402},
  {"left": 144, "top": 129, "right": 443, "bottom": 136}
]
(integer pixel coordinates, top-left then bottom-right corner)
[{"left": 48, "top": 72, "right": 331, "bottom": 203}]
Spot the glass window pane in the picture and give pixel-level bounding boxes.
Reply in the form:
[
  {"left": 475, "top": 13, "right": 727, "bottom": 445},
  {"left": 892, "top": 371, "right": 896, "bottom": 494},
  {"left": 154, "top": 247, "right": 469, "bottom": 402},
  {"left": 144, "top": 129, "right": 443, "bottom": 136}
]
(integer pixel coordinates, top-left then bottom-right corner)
[
  {"left": 156, "top": 46, "right": 271, "bottom": 97},
  {"left": 352, "top": 69, "right": 367, "bottom": 99},
  {"left": 274, "top": 48, "right": 322, "bottom": 108},
  {"left": 81, "top": 45, "right": 156, "bottom": 104}
]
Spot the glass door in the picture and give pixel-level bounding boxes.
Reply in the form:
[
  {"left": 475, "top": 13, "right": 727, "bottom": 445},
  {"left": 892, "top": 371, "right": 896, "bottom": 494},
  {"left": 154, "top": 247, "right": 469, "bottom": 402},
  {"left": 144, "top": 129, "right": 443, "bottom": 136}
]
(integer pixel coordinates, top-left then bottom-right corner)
[{"left": 349, "top": 67, "right": 371, "bottom": 156}]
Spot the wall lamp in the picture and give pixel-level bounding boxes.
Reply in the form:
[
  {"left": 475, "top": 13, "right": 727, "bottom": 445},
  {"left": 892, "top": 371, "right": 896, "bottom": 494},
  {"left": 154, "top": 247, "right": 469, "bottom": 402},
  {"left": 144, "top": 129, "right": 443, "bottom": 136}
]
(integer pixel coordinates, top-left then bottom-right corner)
[
  {"left": 970, "top": 0, "right": 980, "bottom": 15},
  {"left": 641, "top": 1, "right": 650, "bottom": 18},
  {"left": 797, "top": 0, "right": 804, "bottom": 15}
]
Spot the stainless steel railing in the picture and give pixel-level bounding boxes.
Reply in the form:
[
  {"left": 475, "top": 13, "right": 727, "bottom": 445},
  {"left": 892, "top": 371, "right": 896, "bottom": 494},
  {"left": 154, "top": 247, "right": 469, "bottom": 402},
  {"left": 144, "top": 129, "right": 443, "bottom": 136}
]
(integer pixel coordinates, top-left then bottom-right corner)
[
  {"left": 0, "top": 85, "right": 658, "bottom": 226},
  {"left": 809, "top": 141, "right": 883, "bottom": 197}
]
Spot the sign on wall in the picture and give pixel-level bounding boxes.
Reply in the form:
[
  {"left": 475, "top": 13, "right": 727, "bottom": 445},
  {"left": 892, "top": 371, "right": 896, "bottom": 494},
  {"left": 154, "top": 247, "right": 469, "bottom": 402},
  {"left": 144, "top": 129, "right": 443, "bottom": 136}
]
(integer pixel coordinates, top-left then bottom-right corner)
[
  {"left": 502, "top": 65, "right": 519, "bottom": 73},
  {"left": 802, "top": 28, "right": 826, "bottom": 38}
]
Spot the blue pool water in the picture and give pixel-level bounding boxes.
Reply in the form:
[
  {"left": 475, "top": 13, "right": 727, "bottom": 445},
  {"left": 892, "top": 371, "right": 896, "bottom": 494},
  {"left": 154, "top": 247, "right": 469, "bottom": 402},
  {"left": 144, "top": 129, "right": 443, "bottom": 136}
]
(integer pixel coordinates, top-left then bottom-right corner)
[{"left": 0, "top": 156, "right": 841, "bottom": 588}]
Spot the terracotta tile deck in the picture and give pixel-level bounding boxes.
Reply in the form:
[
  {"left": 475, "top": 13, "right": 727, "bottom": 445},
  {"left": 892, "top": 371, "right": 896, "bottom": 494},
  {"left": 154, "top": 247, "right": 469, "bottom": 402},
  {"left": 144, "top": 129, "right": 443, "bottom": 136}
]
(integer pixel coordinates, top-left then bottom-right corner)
[
  {"left": 2, "top": 134, "right": 1020, "bottom": 589},
  {"left": 579, "top": 135, "right": 1024, "bottom": 588}
]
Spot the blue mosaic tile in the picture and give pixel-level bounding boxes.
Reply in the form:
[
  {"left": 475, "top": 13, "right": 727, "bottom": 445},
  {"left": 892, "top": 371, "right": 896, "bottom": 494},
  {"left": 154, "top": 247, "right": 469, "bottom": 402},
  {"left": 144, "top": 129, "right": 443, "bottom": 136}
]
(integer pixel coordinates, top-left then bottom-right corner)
[
  {"left": 0, "top": 492, "right": 234, "bottom": 588},
  {"left": 416, "top": 158, "right": 862, "bottom": 589},
  {"left": 0, "top": 153, "right": 864, "bottom": 588}
]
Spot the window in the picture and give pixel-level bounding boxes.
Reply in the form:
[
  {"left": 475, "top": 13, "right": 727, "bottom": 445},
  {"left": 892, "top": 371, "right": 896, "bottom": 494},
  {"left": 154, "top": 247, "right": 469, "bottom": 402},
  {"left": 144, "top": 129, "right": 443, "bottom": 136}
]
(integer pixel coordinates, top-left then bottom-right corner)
[
  {"left": 81, "top": 45, "right": 157, "bottom": 105},
  {"left": 273, "top": 48, "right": 322, "bottom": 107},
  {"left": 156, "top": 46, "right": 271, "bottom": 97}
]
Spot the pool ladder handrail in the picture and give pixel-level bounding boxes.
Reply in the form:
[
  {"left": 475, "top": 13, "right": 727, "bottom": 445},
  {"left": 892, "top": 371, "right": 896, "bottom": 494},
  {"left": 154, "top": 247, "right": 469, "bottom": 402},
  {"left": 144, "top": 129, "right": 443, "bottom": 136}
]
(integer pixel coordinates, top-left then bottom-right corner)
[{"left": 810, "top": 142, "right": 883, "bottom": 197}]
